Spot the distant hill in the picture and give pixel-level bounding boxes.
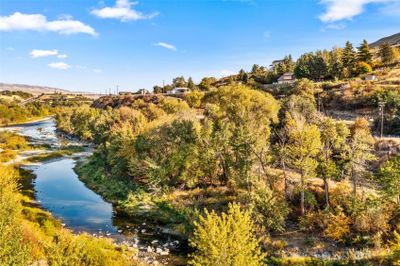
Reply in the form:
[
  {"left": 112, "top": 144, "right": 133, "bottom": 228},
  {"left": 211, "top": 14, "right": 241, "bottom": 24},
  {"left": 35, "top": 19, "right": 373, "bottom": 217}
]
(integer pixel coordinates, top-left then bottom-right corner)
[
  {"left": 0, "top": 83, "right": 69, "bottom": 96},
  {"left": 370, "top": 32, "right": 400, "bottom": 48}
]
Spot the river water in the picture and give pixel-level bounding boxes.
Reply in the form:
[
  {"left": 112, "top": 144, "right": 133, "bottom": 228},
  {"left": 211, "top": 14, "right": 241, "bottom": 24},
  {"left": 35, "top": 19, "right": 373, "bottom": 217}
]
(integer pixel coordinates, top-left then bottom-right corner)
[{"left": 2, "top": 118, "right": 187, "bottom": 265}]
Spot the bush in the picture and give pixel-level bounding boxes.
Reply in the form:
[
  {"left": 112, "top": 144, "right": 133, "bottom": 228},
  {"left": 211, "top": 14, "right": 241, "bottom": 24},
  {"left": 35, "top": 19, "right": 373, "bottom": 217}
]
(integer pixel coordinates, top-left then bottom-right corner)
[
  {"left": 354, "top": 61, "right": 372, "bottom": 75},
  {"left": 250, "top": 183, "right": 289, "bottom": 232},
  {"left": 189, "top": 203, "right": 265, "bottom": 266}
]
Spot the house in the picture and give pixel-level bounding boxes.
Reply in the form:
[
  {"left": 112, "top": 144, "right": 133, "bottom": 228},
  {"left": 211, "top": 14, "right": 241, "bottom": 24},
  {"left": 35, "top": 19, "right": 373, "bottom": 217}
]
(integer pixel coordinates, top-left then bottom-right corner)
[
  {"left": 277, "top": 73, "right": 295, "bottom": 84},
  {"left": 364, "top": 74, "right": 376, "bottom": 81},
  {"left": 170, "top": 87, "right": 190, "bottom": 94}
]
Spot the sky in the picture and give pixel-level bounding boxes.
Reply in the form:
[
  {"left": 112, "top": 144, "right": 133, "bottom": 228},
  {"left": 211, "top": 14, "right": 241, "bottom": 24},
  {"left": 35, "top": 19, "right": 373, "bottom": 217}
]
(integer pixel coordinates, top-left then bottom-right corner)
[{"left": 0, "top": 0, "right": 399, "bottom": 93}]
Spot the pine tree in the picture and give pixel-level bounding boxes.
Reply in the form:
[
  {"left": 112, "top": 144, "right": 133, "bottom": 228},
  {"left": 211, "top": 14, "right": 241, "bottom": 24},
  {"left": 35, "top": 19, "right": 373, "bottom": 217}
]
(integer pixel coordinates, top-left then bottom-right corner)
[
  {"left": 357, "top": 39, "right": 372, "bottom": 65},
  {"left": 379, "top": 42, "right": 395, "bottom": 66},
  {"left": 342, "top": 41, "right": 356, "bottom": 77},
  {"left": 187, "top": 77, "right": 195, "bottom": 89}
]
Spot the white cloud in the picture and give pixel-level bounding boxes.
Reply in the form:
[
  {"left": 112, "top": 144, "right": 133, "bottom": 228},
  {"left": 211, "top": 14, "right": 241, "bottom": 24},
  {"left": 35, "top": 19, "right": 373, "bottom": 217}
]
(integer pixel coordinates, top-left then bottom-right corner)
[
  {"left": 30, "top": 49, "right": 58, "bottom": 58},
  {"left": 154, "top": 42, "right": 177, "bottom": 51},
  {"left": 91, "top": 0, "right": 158, "bottom": 21},
  {"left": 0, "top": 12, "right": 97, "bottom": 36},
  {"left": 48, "top": 62, "right": 71, "bottom": 70},
  {"left": 380, "top": 1, "right": 400, "bottom": 15},
  {"left": 57, "top": 54, "right": 68, "bottom": 59},
  {"left": 319, "top": 0, "right": 393, "bottom": 22},
  {"left": 93, "top": 69, "right": 102, "bottom": 73}
]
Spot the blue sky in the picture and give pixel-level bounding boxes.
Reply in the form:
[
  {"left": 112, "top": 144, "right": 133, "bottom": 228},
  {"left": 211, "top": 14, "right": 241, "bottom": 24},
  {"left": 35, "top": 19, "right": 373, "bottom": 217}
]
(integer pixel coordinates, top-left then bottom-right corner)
[{"left": 0, "top": 0, "right": 399, "bottom": 93}]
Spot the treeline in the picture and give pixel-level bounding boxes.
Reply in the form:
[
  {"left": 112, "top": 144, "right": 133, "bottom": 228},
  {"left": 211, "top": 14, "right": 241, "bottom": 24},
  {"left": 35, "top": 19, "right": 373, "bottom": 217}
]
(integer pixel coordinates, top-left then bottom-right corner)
[
  {"left": 56, "top": 81, "right": 400, "bottom": 264},
  {"left": 0, "top": 100, "right": 50, "bottom": 125}
]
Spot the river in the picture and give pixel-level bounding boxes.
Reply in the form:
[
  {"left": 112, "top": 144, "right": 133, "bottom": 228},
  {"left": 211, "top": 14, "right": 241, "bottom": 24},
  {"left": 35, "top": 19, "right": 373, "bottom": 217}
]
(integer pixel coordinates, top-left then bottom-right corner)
[{"left": 2, "top": 118, "right": 187, "bottom": 265}]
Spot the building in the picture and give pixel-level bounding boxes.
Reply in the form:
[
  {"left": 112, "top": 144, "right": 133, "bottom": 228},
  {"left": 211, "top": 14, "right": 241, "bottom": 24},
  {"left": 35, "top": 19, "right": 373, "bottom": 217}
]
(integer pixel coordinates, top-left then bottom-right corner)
[
  {"left": 364, "top": 74, "right": 376, "bottom": 81},
  {"left": 119, "top": 91, "right": 133, "bottom": 95},
  {"left": 277, "top": 73, "right": 295, "bottom": 84},
  {"left": 170, "top": 87, "right": 190, "bottom": 94}
]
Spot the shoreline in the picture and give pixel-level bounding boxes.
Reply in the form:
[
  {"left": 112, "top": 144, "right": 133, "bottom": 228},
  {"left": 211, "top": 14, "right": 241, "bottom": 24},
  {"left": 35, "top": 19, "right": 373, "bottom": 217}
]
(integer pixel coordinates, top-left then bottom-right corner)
[{"left": 0, "top": 116, "right": 54, "bottom": 128}]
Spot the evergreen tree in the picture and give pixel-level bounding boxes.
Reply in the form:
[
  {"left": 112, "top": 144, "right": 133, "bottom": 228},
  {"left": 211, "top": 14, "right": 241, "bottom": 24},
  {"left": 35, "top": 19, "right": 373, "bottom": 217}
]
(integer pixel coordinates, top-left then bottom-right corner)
[
  {"left": 342, "top": 41, "right": 356, "bottom": 77},
  {"left": 187, "top": 77, "right": 196, "bottom": 89},
  {"left": 378, "top": 155, "right": 400, "bottom": 204},
  {"left": 379, "top": 42, "right": 395, "bottom": 66},
  {"left": 357, "top": 39, "right": 372, "bottom": 65},
  {"left": 328, "top": 47, "right": 344, "bottom": 80}
]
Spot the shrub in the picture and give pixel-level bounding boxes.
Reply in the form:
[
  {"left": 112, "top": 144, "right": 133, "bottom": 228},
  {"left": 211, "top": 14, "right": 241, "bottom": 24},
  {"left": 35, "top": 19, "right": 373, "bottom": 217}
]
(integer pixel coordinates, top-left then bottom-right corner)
[
  {"left": 250, "top": 183, "right": 289, "bottom": 232},
  {"left": 390, "top": 231, "right": 400, "bottom": 265},
  {"left": 0, "top": 166, "right": 31, "bottom": 265},
  {"left": 189, "top": 203, "right": 265, "bottom": 266},
  {"left": 353, "top": 61, "right": 372, "bottom": 75}
]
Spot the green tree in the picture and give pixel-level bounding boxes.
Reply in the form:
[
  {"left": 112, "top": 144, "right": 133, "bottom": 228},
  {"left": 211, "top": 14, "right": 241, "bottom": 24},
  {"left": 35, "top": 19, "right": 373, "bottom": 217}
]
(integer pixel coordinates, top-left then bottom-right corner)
[
  {"left": 347, "top": 118, "right": 375, "bottom": 196},
  {"left": 354, "top": 61, "right": 372, "bottom": 75},
  {"left": 328, "top": 47, "right": 344, "bottom": 80},
  {"left": 342, "top": 41, "right": 356, "bottom": 77},
  {"left": 317, "top": 118, "right": 350, "bottom": 209},
  {"left": 204, "top": 84, "right": 280, "bottom": 189},
  {"left": 378, "top": 155, "right": 400, "bottom": 204},
  {"left": 187, "top": 77, "right": 196, "bottom": 89},
  {"left": 379, "top": 42, "right": 395, "bottom": 66},
  {"left": 153, "top": 85, "right": 163, "bottom": 94},
  {"left": 198, "top": 77, "right": 217, "bottom": 91},
  {"left": 286, "top": 113, "right": 321, "bottom": 215},
  {"left": 357, "top": 39, "right": 372, "bottom": 65},
  {"left": 189, "top": 203, "right": 264, "bottom": 266},
  {"left": 172, "top": 76, "right": 187, "bottom": 88}
]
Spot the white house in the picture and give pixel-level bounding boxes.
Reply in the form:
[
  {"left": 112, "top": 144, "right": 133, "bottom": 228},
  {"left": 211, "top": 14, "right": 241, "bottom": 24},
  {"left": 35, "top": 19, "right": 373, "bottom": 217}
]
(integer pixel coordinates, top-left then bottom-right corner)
[
  {"left": 364, "top": 74, "right": 376, "bottom": 81},
  {"left": 170, "top": 87, "right": 190, "bottom": 94},
  {"left": 277, "top": 73, "right": 295, "bottom": 84}
]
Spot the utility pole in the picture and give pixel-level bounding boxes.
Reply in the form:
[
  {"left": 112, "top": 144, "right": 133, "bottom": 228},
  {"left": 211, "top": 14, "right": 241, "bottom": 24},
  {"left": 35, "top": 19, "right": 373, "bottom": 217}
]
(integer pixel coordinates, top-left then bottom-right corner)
[
  {"left": 378, "top": 101, "right": 385, "bottom": 138},
  {"left": 116, "top": 85, "right": 119, "bottom": 95}
]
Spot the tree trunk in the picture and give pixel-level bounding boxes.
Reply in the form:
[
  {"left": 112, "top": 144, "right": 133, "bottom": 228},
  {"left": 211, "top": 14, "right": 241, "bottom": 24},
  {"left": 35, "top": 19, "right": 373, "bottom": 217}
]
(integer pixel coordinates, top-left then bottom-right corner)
[
  {"left": 301, "top": 170, "right": 305, "bottom": 216},
  {"left": 352, "top": 165, "right": 357, "bottom": 197},
  {"left": 324, "top": 176, "right": 329, "bottom": 210},
  {"left": 282, "top": 160, "right": 288, "bottom": 199}
]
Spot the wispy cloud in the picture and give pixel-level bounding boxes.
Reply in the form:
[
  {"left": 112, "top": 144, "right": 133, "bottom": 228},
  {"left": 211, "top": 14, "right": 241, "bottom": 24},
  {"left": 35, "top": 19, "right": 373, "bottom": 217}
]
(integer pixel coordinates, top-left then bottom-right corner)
[
  {"left": 91, "top": 0, "right": 158, "bottom": 22},
  {"left": 30, "top": 49, "right": 58, "bottom": 58},
  {"left": 319, "top": 0, "right": 393, "bottom": 22},
  {"left": 379, "top": 1, "right": 400, "bottom": 15},
  {"left": 6, "top": 47, "right": 15, "bottom": 51},
  {"left": 0, "top": 12, "right": 97, "bottom": 36},
  {"left": 154, "top": 42, "right": 177, "bottom": 51},
  {"left": 48, "top": 62, "right": 71, "bottom": 70},
  {"left": 93, "top": 69, "right": 102, "bottom": 73},
  {"left": 57, "top": 54, "right": 68, "bottom": 59}
]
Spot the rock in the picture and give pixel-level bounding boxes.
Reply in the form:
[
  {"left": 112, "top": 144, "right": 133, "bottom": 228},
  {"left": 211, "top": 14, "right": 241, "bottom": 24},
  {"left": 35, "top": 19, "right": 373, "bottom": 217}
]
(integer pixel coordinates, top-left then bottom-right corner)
[
  {"left": 142, "top": 222, "right": 146, "bottom": 226},
  {"left": 117, "top": 229, "right": 123, "bottom": 233},
  {"left": 156, "top": 247, "right": 163, "bottom": 254},
  {"left": 151, "top": 240, "right": 158, "bottom": 245},
  {"left": 106, "top": 233, "right": 111, "bottom": 236},
  {"left": 141, "top": 229, "right": 146, "bottom": 233},
  {"left": 147, "top": 246, "right": 153, "bottom": 253}
]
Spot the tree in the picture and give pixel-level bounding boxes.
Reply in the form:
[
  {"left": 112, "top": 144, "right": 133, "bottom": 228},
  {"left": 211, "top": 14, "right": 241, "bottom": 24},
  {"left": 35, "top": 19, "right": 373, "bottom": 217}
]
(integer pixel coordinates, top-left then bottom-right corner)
[
  {"left": 187, "top": 77, "right": 196, "bottom": 89},
  {"left": 378, "top": 155, "right": 400, "bottom": 204},
  {"left": 347, "top": 118, "right": 375, "bottom": 196},
  {"left": 189, "top": 203, "right": 264, "bottom": 266},
  {"left": 317, "top": 118, "right": 350, "bottom": 209},
  {"left": 354, "top": 61, "right": 372, "bottom": 75},
  {"left": 204, "top": 84, "right": 280, "bottom": 189},
  {"left": 286, "top": 113, "right": 321, "bottom": 215},
  {"left": 172, "top": 76, "right": 187, "bottom": 88},
  {"left": 379, "top": 42, "right": 395, "bottom": 66},
  {"left": 198, "top": 77, "right": 216, "bottom": 91},
  {"left": 153, "top": 85, "right": 163, "bottom": 94},
  {"left": 342, "top": 41, "right": 356, "bottom": 77},
  {"left": 357, "top": 39, "right": 372, "bottom": 65},
  {"left": 328, "top": 47, "right": 344, "bottom": 80}
]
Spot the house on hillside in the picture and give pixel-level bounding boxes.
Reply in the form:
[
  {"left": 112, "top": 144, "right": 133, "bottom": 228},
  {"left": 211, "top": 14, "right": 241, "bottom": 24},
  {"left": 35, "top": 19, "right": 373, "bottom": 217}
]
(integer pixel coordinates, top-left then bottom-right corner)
[
  {"left": 364, "top": 74, "right": 377, "bottom": 81},
  {"left": 170, "top": 87, "right": 190, "bottom": 94},
  {"left": 277, "top": 73, "right": 296, "bottom": 84}
]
